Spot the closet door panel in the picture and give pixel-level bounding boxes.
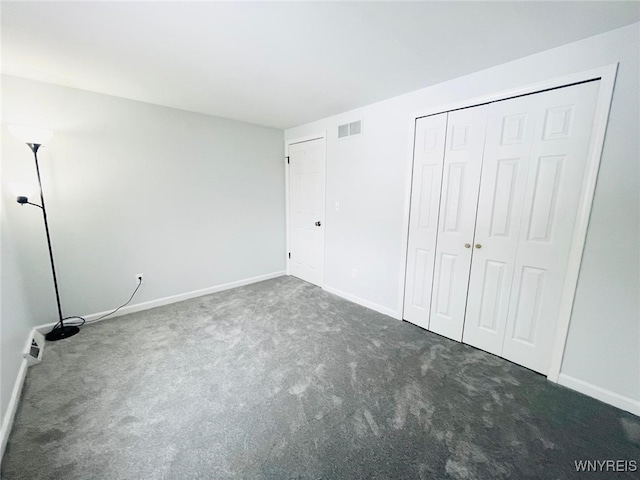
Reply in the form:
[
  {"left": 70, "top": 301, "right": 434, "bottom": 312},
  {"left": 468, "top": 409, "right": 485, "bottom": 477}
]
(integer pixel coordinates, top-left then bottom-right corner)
[
  {"left": 403, "top": 114, "right": 447, "bottom": 330},
  {"left": 462, "top": 97, "right": 537, "bottom": 355},
  {"left": 502, "top": 81, "right": 600, "bottom": 374},
  {"left": 429, "top": 106, "right": 488, "bottom": 341}
]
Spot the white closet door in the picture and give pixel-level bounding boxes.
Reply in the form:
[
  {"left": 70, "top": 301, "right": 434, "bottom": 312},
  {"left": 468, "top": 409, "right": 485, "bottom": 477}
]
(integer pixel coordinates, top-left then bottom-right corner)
[
  {"left": 501, "top": 81, "right": 600, "bottom": 374},
  {"left": 403, "top": 113, "right": 448, "bottom": 330},
  {"left": 429, "top": 106, "right": 488, "bottom": 341},
  {"left": 462, "top": 94, "right": 539, "bottom": 355}
]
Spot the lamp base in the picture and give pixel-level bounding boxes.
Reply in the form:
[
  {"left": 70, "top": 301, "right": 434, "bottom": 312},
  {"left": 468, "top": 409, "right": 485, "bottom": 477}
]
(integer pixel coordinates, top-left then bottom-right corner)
[{"left": 45, "top": 325, "right": 80, "bottom": 341}]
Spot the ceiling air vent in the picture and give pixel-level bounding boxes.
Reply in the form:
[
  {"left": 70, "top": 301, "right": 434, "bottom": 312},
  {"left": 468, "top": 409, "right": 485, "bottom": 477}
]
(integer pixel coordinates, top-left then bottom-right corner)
[{"left": 338, "top": 119, "right": 363, "bottom": 139}]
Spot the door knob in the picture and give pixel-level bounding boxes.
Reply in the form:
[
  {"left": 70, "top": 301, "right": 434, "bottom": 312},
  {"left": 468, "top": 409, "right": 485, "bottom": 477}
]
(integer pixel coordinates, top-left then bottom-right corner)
[
  {"left": 315, "top": 221, "right": 322, "bottom": 227},
  {"left": 464, "top": 243, "right": 471, "bottom": 248},
  {"left": 475, "top": 244, "right": 482, "bottom": 249}
]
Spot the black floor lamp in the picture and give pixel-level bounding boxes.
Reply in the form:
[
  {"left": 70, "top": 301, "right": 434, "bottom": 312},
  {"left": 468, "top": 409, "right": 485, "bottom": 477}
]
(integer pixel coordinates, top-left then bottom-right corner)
[{"left": 9, "top": 125, "right": 80, "bottom": 341}]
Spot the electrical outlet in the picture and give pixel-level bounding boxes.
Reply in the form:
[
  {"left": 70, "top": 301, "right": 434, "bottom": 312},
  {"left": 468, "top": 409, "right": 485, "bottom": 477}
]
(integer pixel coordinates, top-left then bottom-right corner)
[
  {"left": 351, "top": 269, "right": 358, "bottom": 279},
  {"left": 135, "top": 273, "right": 144, "bottom": 285}
]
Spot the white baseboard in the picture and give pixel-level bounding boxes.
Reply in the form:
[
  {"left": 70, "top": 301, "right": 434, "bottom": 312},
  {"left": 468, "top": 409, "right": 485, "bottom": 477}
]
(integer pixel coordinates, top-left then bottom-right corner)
[
  {"left": 36, "top": 271, "right": 286, "bottom": 333},
  {"left": 0, "top": 358, "right": 28, "bottom": 466},
  {"left": 558, "top": 373, "right": 640, "bottom": 416},
  {"left": 323, "top": 284, "right": 398, "bottom": 319}
]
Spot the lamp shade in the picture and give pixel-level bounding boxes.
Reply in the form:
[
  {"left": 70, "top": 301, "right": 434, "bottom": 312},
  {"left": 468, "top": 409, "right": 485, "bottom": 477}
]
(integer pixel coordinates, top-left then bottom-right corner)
[{"left": 8, "top": 125, "right": 54, "bottom": 145}]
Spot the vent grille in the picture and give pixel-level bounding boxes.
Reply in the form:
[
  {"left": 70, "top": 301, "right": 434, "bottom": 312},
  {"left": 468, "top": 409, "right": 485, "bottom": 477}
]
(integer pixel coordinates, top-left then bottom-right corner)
[
  {"left": 24, "top": 330, "right": 45, "bottom": 367},
  {"left": 338, "top": 119, "right": 363, "bottom": 139},
  {"left": 349, "top": 121, "right": 362, "bottom": 136}
]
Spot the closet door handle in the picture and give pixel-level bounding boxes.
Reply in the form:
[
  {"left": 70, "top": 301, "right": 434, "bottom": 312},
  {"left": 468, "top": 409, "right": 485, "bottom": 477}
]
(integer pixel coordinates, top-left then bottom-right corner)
[
  {"left": 464, "top": 243, "right": 471, "bottom": 249},
  {"left": 475, "top": 244, "right": 482, "bottom": 249}
]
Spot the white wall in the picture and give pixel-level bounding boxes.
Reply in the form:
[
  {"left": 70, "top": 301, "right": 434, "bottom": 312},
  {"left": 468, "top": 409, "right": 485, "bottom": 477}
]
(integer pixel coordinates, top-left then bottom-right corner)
[
  {"left": 1, "top": 76, "right": 285, "bottom": 427},
  {"left": 285, "top": 24, "right": 639, "bottom": 408},
  {"left": 0, "top": 183, "right": 35, "bottom": 444}
]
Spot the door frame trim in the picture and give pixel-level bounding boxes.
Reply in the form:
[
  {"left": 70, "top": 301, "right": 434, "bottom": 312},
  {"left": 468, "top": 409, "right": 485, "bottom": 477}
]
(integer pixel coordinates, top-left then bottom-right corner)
[
  {"left": 398, "top": 64, "right": 618, "bottom": 381},
  {"left": 284, "top": 133, "right": 327, "bottom": 286}
]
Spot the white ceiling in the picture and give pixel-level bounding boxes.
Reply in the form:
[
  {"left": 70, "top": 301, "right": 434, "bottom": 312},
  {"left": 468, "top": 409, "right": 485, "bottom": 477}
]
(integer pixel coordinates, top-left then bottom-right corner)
[{"left": 2, "top": 1, "right": 639, "bottom": 129}]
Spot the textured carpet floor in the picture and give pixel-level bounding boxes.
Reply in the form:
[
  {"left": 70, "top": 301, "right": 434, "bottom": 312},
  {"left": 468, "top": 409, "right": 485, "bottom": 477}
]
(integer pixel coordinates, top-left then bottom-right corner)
[{"left": 2, "top": 276, "right": 639, "bottom": 479}]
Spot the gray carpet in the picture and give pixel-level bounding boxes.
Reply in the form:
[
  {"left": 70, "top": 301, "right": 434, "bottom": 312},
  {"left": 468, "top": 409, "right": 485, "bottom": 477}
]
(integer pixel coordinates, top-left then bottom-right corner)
[{"left": 2, "top": 276, "right": 638, "bottom": 479}]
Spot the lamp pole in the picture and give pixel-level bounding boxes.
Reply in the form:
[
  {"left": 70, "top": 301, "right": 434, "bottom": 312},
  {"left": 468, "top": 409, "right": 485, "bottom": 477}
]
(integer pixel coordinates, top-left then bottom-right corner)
[{"left": 24, "top": 143, "right": 79, "bottom": 341}]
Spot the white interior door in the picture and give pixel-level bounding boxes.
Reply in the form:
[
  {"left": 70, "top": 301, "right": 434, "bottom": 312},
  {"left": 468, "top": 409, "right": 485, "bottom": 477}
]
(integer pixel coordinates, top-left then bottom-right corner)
[
  {"left": 403, "top": 80, "right": 602, "bottom": 374},
  {"left": 462, "top": 94, "right": 540, "bottom": 355},
  {"left": 500, "top": 81, "right": 600, "bottom": 374},
  {"left": 403, "top": 113, "right": 448, "bottom": 329},
  {"left": 289, "top": 138, "right": 326, "bottom": 286},
  {"left": 429, "top": 106, "right": 488, "bottom": 341}
]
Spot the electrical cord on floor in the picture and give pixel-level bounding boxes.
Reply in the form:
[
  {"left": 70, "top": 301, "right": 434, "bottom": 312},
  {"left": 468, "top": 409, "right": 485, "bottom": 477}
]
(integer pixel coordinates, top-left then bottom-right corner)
[
  {"left": 47, "top": 278, "right": 143, "bottom": 333},
  {"left": 55, "top": 315, "right": 86, "bottom": 328},
  {"left": 86, "top": 279, "right": 143, "bottom": 324}
]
